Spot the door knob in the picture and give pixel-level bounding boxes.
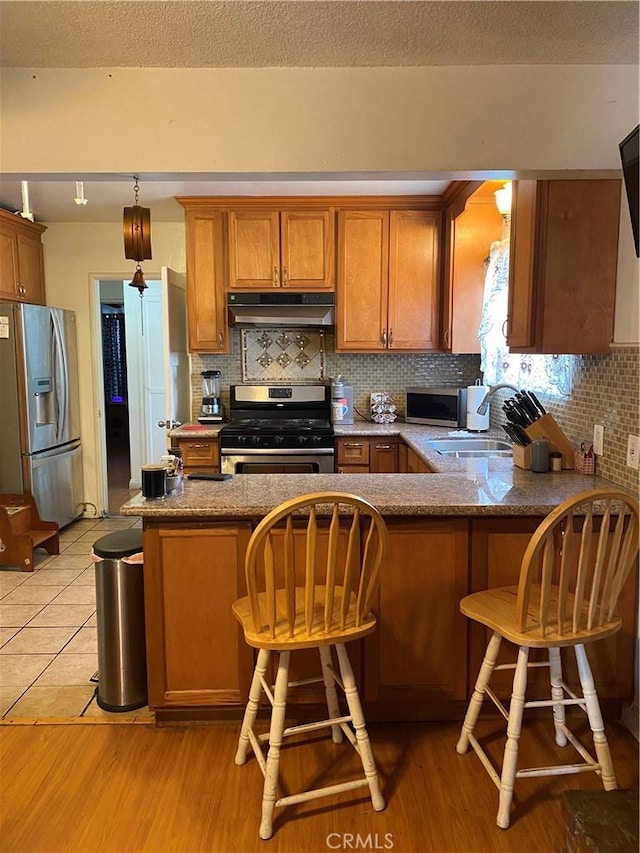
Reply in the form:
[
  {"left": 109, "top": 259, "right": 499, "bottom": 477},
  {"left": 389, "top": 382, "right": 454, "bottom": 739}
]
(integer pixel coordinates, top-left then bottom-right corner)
[{"left": 158, "top": 419, "right": 182, "bottom": 429}]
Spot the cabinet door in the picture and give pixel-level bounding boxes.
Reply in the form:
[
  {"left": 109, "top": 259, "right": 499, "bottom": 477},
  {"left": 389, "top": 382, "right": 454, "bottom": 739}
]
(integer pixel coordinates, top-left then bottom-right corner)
[
  {"left": 365, "top": 519, "right": 469, "bottom": 714},
  {"left": 228, "top": 210, "right": 280, "bottom": 288},
  {"left": 16, "top": 232, "right": 45, "bottom": 305},
  {"left": 508, "top": 180, "right": 620, "bottom": 354},
  {"left": 185, "top": 212, "right": 229, "bottom": 352},
  {"left": 506, "top": 180, "right": 538, "bottom": 350},
  {"left": 176, "top": 438, "right": 219, "bottom": 472},
  {"left": 369, "top": 441, "right": 399, "bottom": 473},
  {"left": 337, "top": 211, "right": 389, "bottom": 351},
  {"left": 407, "top": 447, "right": 434, "bottom": 473},
  {"left": 280, "top": 210, "right": 334, "bottom": 289},
  {"left": 336, "top": 438, "right": 370, "bottom": 466},
  {"left": 143, "top": 523, "right": 253, "bottom": 710},
  {"left": 0, "top": 225, "right": 18, "bottom": 300},
  {"left": 388, "top": 210, "right": 441, "bottom": 350}
]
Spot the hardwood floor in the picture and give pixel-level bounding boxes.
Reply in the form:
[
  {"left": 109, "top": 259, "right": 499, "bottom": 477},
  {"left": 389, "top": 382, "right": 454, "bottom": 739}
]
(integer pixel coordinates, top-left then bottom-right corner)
[{"left": 1, "top": 718, "right": 637, "bottom": 852}]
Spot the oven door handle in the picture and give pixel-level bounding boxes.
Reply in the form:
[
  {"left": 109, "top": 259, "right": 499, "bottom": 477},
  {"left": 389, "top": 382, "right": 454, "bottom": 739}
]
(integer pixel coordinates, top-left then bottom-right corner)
[{"left": 220, "top": 447, "right": 335, "bottom": 455}]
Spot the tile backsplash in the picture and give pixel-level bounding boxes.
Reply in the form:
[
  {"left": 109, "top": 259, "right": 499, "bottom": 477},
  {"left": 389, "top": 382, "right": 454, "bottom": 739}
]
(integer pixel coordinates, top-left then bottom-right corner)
[{"left": 193, "top": 331, "right": 639, "bottom": 492}]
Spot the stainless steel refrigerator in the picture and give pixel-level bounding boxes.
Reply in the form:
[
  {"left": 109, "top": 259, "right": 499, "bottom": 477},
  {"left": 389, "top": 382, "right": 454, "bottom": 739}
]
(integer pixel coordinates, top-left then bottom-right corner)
[{"left": 0, "top": 303, "right": 84, "bottom": 528}]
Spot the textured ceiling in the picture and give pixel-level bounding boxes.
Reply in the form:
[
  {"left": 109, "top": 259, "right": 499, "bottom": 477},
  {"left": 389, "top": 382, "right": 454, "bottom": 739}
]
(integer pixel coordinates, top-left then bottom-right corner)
[
  {"left": 1, "top": 0, "right": 638, "bottom": 68},
  {"left": 1, "top": 1, "right": 637, "bottom": 222}
]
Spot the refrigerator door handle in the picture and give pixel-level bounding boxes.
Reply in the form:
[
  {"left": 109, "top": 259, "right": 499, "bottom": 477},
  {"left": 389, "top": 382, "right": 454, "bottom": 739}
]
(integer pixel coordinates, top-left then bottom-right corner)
[{"left": 51, "top": 310, "right": 69, "bottom": 443}]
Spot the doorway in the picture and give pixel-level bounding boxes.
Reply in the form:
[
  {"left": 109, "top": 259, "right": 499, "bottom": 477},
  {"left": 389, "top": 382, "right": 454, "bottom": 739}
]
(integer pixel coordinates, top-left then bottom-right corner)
[
  {"left": 97, "top": 278, "right": 164, "bottom": 515},
  {"left": 93, "top": 271, "right": 189, "bottom": 517}
]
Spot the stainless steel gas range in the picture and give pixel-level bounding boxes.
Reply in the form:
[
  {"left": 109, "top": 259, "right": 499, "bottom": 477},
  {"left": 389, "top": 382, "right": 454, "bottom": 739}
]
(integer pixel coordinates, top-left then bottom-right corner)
[{"left": 219, "top": 384, "right": 335, "bottom": 474}]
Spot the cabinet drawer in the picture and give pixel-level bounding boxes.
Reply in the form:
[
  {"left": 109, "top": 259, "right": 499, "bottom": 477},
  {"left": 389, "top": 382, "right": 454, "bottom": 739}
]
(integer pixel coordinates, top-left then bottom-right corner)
[
  {"left": 336, "top": 439, "right": 370, "bottom": 465},
  {"left": 176, "top": 439, "right": 220, "bottom": 468}
]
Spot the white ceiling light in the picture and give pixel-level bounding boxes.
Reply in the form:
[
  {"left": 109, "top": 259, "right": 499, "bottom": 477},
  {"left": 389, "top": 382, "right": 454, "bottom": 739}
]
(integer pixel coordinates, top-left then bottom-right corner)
[
  {"left": 19, "top": 180, "right": 34, "bottom": 221},
  {"left": 74, "top": 181, "right": 88, "bottom": 205}
]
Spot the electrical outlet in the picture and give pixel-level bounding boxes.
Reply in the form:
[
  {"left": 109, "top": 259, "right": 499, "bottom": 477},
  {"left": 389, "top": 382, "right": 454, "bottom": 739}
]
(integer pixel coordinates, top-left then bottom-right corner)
[
  {"left": 627, "top": 434, "right": 639, "bottom": 470},
  {"left": 593, "top": 424, "right": 604, "bottom": 456}
]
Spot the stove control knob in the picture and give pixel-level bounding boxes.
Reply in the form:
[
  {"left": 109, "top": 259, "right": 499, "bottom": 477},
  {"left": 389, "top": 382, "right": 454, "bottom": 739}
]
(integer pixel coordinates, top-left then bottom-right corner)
[
  {"left": 237, "top": 435, "right": 247, "bottom": 444},
  {"left": 274, "top": 435, "right": 284, "bottom": 446},
  {"left": 297, "top": 435, "right": 308, "bottom": 445},
  {"left": 311, "top": 435, "right": 322, "bottom": 444}
]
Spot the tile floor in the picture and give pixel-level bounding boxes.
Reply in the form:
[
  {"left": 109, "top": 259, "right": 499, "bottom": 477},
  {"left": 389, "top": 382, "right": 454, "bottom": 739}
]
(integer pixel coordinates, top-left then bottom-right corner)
[{"left": 0, "top": 516, "right": 153, "bottom": 721}]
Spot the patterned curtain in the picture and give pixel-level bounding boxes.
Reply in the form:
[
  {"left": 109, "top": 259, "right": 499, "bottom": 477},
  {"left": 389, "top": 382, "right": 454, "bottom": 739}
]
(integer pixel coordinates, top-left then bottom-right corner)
[
  {"left": 101, "top": 309, "right": 128, "bottom": 402},
  {"left": 478, "top": 237, "right": 574, "bottom": 399}
]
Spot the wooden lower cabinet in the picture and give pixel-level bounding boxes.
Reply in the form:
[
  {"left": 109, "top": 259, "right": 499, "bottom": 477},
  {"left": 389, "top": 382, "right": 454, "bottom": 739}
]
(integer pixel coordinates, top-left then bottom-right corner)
[
  {"left": 142, "top": 514, "right": 636, "bottom": 722},
  {"left": 143, "top": 522, "right": 253, "bottom": 715},
  {"left": 175, "top": 437, "right": 220, "bottom": 474},
  {"left": 364, "top": 519, "right": 469, "bottom": 718},
  {"left": 336, "top": 437, "right": 402, "bottom": 473},
  {"left": 406, "top": 447, "right": 435, "bottom": 473}
]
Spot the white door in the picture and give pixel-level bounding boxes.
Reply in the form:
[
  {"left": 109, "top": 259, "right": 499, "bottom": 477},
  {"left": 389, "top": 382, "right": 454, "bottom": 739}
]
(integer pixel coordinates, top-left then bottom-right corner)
[
  {"left": 124, "top": 268, "right": 189, "bottom": 476},
  {"left": 158, "top": 267, "right": 190, "bottom": 449}
]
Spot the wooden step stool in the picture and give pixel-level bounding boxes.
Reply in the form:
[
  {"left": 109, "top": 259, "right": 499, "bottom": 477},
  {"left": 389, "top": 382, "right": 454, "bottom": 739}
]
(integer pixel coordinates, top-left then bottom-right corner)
[{"left": 0, "top": 494, "right": 60, "bottom": 572}]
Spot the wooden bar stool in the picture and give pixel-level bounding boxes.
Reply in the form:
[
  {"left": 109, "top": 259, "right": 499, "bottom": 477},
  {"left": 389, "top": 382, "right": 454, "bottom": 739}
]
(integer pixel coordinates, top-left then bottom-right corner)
[
  {"left": 456, "top": 488, "right": 639, "bottom": 829},
  {"left": 232, "top": 491, "right": 388, "bottom": 840}
]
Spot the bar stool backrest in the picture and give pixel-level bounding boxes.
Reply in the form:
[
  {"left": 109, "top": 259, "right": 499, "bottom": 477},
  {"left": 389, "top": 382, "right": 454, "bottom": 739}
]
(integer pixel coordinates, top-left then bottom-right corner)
[
  {"left": 244, "top": 492, "right": 388, "bottom": 641},
  {"left": 516, "top": 489, "right": 639, "bottom": 637}
]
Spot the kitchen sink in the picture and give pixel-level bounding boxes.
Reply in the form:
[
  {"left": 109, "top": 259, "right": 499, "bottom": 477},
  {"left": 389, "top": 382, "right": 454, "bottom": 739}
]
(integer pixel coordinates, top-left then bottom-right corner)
[
  {"left": 425, "top": 438, "right": 513, "bottom": 458},
  {"left": 436, "top": 449, "right": 513, "bottom": 458}
]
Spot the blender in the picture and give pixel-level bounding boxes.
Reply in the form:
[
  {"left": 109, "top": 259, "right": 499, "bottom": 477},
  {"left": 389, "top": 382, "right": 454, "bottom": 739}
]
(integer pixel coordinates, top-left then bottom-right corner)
[{"left": 198, "top": 370, "right": 224, "bottom": 423}]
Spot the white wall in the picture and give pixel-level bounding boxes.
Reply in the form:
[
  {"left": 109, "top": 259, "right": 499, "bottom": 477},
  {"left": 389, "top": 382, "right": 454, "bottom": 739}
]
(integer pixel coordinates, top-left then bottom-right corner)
[
  {"left": 1, "top": 66, "right": 637, "bottom": 173},
  {"left": 42, "top": 222, "right": 185, "bottom": 511}
]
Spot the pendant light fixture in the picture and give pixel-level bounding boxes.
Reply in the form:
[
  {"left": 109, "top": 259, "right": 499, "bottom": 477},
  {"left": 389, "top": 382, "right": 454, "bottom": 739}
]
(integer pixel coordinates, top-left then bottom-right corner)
[{"left": 123, "top": 176, "right": 152, "bottom": 297}]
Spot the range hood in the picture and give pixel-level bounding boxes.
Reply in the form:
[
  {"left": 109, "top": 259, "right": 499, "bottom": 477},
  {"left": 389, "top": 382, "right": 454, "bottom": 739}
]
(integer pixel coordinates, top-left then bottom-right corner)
[{"left": 227, "top": 292, "right": 335, "bottom": 326}]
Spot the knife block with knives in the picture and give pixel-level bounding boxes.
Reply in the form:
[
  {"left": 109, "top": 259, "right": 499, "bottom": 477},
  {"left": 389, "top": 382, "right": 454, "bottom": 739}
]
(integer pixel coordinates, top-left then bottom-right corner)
[{"left": 502, "top": 391, "right": 575, "bottom": 470}]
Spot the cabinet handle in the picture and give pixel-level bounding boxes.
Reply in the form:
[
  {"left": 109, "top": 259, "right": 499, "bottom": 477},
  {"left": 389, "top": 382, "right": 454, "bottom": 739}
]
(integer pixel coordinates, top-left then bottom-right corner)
[
  {"left": 389, "top": 328, "right": 394, "bottom": 346},
  {"left": 375, "top": 444, "right": 393, "bottom": 450},
  {"left": 273, "top": 266, "right": 280, "bottom": 287},
  {"left": 188, "top": 443, "right": 209, "bottom": 449},
  {"left": 381, "top": 328, "right": 387, "bottom": 346},
  {"left": 443, "top": 328, "right": 450, "bottom": 348},
  {"left": 282, "top": 266, "right": 289, "bottom": 286},
  {"left": 343, "top": 442, "right": 363, "bottom": 448},
  {"left": 502, "top": 319, "right": 509, "bottom": 339},
  {"left": 218, "top": 330, "right": 224, "bottom": 346}
]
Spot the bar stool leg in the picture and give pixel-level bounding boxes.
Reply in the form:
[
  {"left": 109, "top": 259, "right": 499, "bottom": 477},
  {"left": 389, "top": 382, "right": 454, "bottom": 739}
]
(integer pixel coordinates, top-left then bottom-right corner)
[
  {"left": 575, "top": 644, "right": 617, "bottom": 791},
  {"left": 456, "top": 631, "right": 502, "bottom": 754},
  {"left": 335, "top": 643, "right": 385, "bottom": 811},
  {"left": 548, "top": 647, "right": 568, "bottom": 747},
  {"left": 260, "top": 651, "right": 290, "bottom": 840},
  {"left": 497, "top": 644, "right": 529, "bottom": 829},
  {"left": 319, "top": 645, "right": 343, "bottom": 744},
  {"left": 235, "top": 648, "right": 270, "bottom": 765}
]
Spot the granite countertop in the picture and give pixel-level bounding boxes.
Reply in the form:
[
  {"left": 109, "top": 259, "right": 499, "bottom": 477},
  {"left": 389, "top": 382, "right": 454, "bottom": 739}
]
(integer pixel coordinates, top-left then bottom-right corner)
[
  {"left": 125, "top": 418, "right": 624, "bottom": 521},
  {"left": 170, "top": 423, "right": 226, "bottom": 439}
]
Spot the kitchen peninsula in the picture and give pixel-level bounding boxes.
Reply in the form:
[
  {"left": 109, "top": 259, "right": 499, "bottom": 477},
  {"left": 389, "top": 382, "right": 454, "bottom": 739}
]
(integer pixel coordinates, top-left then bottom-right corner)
[{"left": 120, "top": 434, "right": 637, "bottom": 725}]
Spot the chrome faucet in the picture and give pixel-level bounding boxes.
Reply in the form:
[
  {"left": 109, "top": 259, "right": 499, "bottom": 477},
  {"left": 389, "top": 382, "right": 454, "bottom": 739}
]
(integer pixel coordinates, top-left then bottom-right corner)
[{"left": 476, "top": 383, "right": 520, "bottom": 415}]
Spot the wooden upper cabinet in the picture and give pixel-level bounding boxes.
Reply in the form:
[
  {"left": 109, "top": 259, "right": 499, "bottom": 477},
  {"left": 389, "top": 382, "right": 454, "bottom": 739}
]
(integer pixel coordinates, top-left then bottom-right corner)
[
  {"left": 337, "top": 210, "right": 389, "bottom": 351},
  {"left": 183, "top": 210, "right": 230, "bottom": 353},
  {"left": 507, "top": 179, "right": 621, "bottom": 354},
  {"left": 388, "top": 210, "right": 441, "bottom": 350},
  {"left": 0, "top": 210, "right": 46, "bottom": 305},
  {"left": 228, "top": 208, "right": 334, "bottom": 290},
  {"left": 442, "top": 181, "right": 504, "bottom": 354},
  {"left": 337, "top": 208, "right": 441, "bottom": 352}
]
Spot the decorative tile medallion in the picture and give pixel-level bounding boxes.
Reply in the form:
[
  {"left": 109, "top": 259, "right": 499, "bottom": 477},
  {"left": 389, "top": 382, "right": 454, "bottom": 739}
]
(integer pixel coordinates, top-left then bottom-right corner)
[{"left": 241, "top": 328, "right": 325, "bottom": 382}]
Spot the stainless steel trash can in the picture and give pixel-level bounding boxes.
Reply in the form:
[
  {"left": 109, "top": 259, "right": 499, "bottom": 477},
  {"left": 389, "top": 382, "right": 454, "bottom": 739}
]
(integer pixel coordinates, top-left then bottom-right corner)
[{"left": 93, "top": 529, "right": 147, "bottom": 712}]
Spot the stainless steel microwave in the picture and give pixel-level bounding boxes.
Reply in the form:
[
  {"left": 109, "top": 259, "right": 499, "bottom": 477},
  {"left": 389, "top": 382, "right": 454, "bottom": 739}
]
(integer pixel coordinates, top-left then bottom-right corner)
[{"left": 405, "top": 387, "right": 468, "bottom": 428}]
